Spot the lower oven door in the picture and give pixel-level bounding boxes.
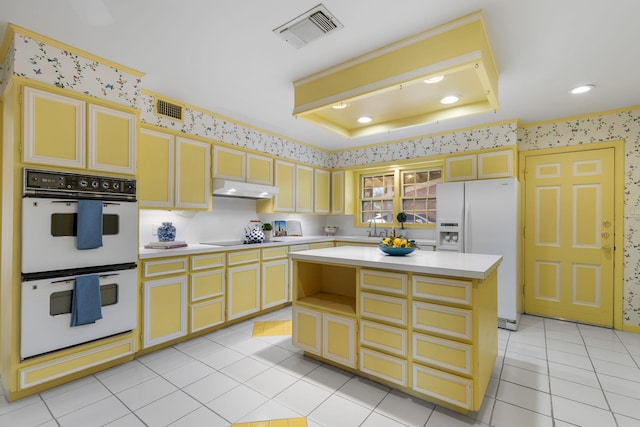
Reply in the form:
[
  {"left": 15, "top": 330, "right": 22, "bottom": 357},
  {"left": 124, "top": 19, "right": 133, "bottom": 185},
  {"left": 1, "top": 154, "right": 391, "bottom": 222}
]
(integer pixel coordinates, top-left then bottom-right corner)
[
  {"left": 21, "top": 197, "right": 138, "bottom": 274},
  {"left": 21, "top": 266, "right": 138, "bottom": 360}
]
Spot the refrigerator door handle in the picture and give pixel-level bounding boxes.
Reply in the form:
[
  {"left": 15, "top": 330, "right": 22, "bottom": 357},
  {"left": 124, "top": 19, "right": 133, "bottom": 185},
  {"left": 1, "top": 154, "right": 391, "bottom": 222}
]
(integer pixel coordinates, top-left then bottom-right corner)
[{"left": 464, "top": 201, "right": 470, "bottom": 253}]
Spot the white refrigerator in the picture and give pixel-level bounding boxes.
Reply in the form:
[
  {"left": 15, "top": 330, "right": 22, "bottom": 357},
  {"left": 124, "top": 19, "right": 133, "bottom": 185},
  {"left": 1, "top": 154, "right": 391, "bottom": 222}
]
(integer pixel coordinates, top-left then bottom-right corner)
[{"left": 436, "top": 177, "right": 521, "bottom": 330}]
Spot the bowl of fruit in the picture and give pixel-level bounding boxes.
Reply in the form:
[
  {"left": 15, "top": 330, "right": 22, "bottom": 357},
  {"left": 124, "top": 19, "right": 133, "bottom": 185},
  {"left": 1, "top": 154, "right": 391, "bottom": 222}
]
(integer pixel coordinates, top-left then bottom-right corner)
[{"left": 379, "top": 236, "right": 417, "bottom": 256}]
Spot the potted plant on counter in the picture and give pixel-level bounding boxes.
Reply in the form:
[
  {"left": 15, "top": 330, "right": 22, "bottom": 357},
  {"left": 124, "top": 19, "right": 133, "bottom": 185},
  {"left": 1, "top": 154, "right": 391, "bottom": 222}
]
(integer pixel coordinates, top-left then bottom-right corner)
[
  {"left": 396, "top": 212, "right": 407, "bottom": 230},
  {"left": 262, "top": 222, "right": 273, "bottom": 241}
]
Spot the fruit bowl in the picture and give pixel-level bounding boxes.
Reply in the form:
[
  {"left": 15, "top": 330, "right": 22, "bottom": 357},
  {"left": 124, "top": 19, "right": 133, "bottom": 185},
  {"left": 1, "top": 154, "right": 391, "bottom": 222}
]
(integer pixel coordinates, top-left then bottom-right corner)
[{"left": 378, "top": 244, "right": 416, "bottom": 256}]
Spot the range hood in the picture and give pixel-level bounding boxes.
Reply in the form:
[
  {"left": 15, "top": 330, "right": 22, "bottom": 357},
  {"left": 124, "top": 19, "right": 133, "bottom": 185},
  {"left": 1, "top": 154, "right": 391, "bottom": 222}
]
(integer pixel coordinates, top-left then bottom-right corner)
[{"left": 212, "top": 178, "right": 279, "bottom": 200}]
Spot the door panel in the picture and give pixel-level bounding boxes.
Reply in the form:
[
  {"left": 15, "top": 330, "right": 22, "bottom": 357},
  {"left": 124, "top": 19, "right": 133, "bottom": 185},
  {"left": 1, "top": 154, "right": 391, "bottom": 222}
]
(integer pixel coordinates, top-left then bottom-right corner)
[{"left": 524, "top": 148, "right": 614, "bottom": 326}]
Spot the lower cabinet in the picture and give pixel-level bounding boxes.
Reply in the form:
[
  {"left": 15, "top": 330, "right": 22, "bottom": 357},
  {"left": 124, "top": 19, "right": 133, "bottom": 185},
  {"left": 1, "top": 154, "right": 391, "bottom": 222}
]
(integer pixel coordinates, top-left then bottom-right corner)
[
  {"left": 261, "top": 246, "right": 289, "bottom": 309},
  {"left": 293, "top": 306, "right": 356, "bottom": 369},
  {"left": 189, "top": 253, "right": 226, "bottom": 332},
  {"left": 227, "top": 252, "right": 261, "bottom": 320}
]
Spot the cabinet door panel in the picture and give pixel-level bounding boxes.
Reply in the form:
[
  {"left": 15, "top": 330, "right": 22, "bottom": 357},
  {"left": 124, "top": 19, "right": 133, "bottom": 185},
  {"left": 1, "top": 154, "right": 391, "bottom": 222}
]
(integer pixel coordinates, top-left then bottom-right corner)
[
  {"left": 412, "top": 302, "right": 472, "bottom": 341},
  {"left": 88, "top": 104, "right": 136, "bottom": 174},
  {"left": 314, "top": 169, "right": 330, "bottom": 213},
  {"left": 412, "top": 276, "right": 471, "bottom": 306},
  {"left": 191, "top": 270, "right": 224, "bottom": 301},
  {"left": 477, "top": 149, "right": 513, "bottom": 179},
  {"left": 191, "top": 298, "right": 225, "bottom": 332},
  {"left": 295, "top": 165, "right": 313, "bottom": 212},
  {"left": 176, "top": 137, "right": 211, "bottom": 209},
  {"left": 360, "top": 292, "right": 407, "bottom": 326},
  {"left": 361, "top": 269, "right": 407, "bottom": 296},
  {"left": 292, "top": 306, "right": 321, "bottom": 354},
  {"left": 445, "top": 155, "right": 477, "bottom": 182},
  {"left": 138, "top": 129, "right": 174, "bottom": 207},
  {"left": 247, "top": 153, "right": 273, "bottom": 185},
  {"left": 262, "top": 259, "right": 289, "bottom": 309},
  {"left": 275, "top": 160, "right": 295, "bottom": 212},
  {"left": 213, "top": 146, "right": 246, "bottom": 180},
  {"left": 322, "top": 313, "right": 356, "bottom": 368},
  {"left": 360, "top": 320, "right": 407, "bottom": 357},
  {"left": 412, "top": 364, "right": 472, "bottom": 410},
  {"left": 144, "top": 276, "right": 187, "bottom": 348},
  {"left": 412, "top": 333, "right": 472, "bottom": 376},
  {"left": 23, "top": 87, "right": 86, "bottom": 168},
  {"left": 360, "top": 348, "right": 407, "bottom": 386},
  {"left": 227, "top": 264, "right": 260, "bottom": 320}
]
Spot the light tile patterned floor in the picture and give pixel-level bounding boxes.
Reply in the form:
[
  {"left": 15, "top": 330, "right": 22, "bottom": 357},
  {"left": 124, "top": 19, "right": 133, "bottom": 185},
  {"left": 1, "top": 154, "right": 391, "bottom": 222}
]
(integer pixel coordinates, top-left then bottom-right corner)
[
  {"left": 1, "top": 309, "right": 639, "bottom": 426},
  {"left": 253, "top": 320, "right": 293, "bottom": 337}
]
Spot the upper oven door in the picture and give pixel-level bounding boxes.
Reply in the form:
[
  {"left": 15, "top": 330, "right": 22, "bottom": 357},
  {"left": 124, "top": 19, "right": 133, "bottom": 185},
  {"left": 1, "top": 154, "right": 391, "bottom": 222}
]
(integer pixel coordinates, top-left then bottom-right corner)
[{"left": 22, "top": 198, "right": 139, "bottom": 274}]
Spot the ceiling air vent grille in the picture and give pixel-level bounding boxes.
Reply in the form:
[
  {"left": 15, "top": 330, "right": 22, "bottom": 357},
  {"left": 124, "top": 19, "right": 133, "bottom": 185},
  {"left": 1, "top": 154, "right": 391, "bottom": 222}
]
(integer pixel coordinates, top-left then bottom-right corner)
[
  {"left": 274, "top": 4, "right": 343, "bottom": 49},
  {"left": 156, "top": 98, "right": 184, "bottom": 121}
]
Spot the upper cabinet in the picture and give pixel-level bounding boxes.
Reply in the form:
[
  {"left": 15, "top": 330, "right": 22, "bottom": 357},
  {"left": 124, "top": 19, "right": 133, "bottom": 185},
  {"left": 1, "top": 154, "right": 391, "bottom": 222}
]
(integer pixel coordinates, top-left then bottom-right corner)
[
  {"left": 331, "top": 170, "right": 354, "bottom": 215},
  {"left": 23, "top": 86, "right": 136, "bottom": 174},
  {"left": 296, "top": 164, "right": 314, "bottom": 212},
  {"left": 445, "top": 148, "right": 515, "bottom": 182},
  {"left": 139, "top": 128, "right": 210, "bottom": 210},
  {"left": 213, "top": 146, "right": 273, "bottom": 185},
  {"left": 314, "top": 168, "right": 330, "bottom": 214},
  {"left": 273, "top": 159, "right": 296, "bottom": 212}
]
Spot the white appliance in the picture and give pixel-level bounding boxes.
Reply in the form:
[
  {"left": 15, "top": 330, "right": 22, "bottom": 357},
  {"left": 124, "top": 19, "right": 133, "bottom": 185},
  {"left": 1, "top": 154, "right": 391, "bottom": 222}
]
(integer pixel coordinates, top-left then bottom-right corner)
[{"left": 436, "top": 177, "right": 521, "bottom": 330}]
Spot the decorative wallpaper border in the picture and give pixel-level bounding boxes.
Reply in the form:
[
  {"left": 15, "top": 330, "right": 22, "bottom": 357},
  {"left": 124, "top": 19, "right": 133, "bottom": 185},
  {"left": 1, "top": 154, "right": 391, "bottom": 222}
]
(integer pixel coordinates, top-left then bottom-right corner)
[
  {"left": 11, "top": 33, "right": 141, "bottom": 108},
  {"left": 0, "top": 37, "right": 15, "bottom": 95}
]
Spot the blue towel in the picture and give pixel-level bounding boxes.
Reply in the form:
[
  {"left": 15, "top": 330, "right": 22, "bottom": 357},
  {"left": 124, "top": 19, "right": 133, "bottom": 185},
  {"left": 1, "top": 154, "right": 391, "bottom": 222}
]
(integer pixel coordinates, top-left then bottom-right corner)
[
  {"left": 77, "top": 199, "right": 103, "bottom": 250},
  {"left": 71, "top": 274, "right": 103, "bottom": 327}
]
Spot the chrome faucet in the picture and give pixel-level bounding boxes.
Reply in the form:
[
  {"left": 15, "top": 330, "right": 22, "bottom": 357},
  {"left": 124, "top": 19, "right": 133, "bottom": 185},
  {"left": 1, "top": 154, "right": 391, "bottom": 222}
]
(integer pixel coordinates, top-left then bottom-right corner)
[{"left": 367, "top": 219, "right": 377, "bottom": 237}]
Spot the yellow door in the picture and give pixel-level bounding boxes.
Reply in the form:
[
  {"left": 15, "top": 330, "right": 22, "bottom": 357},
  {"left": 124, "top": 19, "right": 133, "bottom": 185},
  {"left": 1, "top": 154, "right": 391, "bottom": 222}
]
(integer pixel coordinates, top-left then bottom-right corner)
[
  {"left": 138, "top": 129, "right": 174, "bottom": 207},
  {"left": 296, "top": 165, "right": 314, "bottom": 212},
  {"left": 88, "top": 104, "right": 137, "bottom": 174},
  {"left": 227, "top": 263, "right": 260, "bottom": 320},
  {"left": 247, "top": 153, "right": 273, "bottom": 185},
  {"left": 524, "top": 148, "right": 614, "bottom": 326},
  {"left": 275, "top": 160, "right": 295, "bottom": 211},
  {"left": 213, "top": 145, "right": 246, "bottom": 180},
  {"left": 262, "top": 259, "right": 288, "bottom": 309},
  {"left": 176, "top": 137, "right": 211, "bottom": 209},
  {"left": 314, "top": 169, "right": 330, "bottom": 213}
]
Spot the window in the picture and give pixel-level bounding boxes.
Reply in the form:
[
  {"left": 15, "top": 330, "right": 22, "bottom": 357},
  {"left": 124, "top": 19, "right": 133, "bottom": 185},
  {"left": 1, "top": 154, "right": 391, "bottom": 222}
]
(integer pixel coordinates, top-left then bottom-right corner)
[{"left": 359, "top": 165, "right": 442, "bottom": 227}]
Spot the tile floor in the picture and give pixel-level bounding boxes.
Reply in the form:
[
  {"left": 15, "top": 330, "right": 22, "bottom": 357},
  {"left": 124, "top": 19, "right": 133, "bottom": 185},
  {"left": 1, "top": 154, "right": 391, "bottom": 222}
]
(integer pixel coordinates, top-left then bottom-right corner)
[{"left": 1, "top": 309, "right": 640, "bottom": 426}]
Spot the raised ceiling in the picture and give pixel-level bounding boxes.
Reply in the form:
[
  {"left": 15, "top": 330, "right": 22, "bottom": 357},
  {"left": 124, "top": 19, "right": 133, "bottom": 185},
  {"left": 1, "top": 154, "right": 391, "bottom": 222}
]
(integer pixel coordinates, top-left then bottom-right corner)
[{"left": 1, "top": 1, "right": 639, "bottom": 151}]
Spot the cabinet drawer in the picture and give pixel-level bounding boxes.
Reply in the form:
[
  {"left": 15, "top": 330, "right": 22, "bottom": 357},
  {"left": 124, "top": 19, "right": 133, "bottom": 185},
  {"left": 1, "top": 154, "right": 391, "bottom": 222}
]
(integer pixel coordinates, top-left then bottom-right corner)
[
  {"left": 143, "top": 257, "right": 188, "bottom": 278},
  {"left": 191, "top": 270, "right": 224, "bottom": 302},
  {"left": 262, "top": 246, "right": 289, "bottom": 260},
  {"left": 360, "top": 348, "right": 407, "bottom": 387},
  {"left": 191, "top": 253, "right": 225, "bottom": 270},
  {"left": 360, "top": 320, "right": 406, "bottom": 357},
  {"left": 412, "top": 364, "right": 472, "bottom": 410},
  {"left": 360, "top": 292, "right": 407, "bottom": 326},
  {"left": 227, "top": 249, "right": 260, "bottom": 266},
  {"left": 19, "top": 338, "right": 134, "bottom": 389},
  {"left": 412, "top": 333, "right": 472, "bottom": 376},
  {"left": 191, "top": 298, "right": 225, "bottom": 332},
  {"left": 413, "top": 302, "right": 472, "bottom": 341},
  {"left": 309, "top": 242, "right": 333, "bottom": 250},
  {"left": 361, "top": 269, "right": 407, "bottom": 296},
  {"left": 412, "top": 276, "right": 471, "bottom": 306}
]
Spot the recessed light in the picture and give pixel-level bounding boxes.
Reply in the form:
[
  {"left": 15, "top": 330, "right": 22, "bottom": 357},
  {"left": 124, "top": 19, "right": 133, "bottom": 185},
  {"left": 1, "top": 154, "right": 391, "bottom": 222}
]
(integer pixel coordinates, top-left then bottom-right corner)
[
  {"left": 571, "top": 84, "right": 595, "bottom": 94},
  {"left": 332, "top": 102, "right": 350, "bottom": 109},
  {"left": 424, "top": 75, "right": 444, "bottom": 84},
  {"left": 440, "top": 95, "right": 459, "bottom": 105},
  {"left": 357, "top": 116, "right": 372, "bottom": 124}
]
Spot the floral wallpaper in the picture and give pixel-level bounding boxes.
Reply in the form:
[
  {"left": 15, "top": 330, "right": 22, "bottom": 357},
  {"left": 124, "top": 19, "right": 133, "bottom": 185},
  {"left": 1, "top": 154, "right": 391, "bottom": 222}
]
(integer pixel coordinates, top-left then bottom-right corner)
[
  {"left": 521, "top": 111, "right": 640, "bottom": 326},
  {"left": 4, "top": 28, "right": 640, "bottom": 327},
  {"left": 11, "top": 33, "right": 141, "bottom": 108}
]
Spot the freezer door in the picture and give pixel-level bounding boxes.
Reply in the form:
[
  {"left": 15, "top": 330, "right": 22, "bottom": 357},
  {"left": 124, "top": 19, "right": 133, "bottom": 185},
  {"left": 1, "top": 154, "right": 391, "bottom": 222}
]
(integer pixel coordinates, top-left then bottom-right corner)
[{"left": 435, "top": 182, "right": 464, "bottom": 252}]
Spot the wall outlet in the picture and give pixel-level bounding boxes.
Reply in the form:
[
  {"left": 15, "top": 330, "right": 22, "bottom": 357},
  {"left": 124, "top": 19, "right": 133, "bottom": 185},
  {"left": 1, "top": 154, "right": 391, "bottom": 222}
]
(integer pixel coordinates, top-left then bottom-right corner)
[{"left": 152, "top": 223, "right": 159, "bottom": 236}]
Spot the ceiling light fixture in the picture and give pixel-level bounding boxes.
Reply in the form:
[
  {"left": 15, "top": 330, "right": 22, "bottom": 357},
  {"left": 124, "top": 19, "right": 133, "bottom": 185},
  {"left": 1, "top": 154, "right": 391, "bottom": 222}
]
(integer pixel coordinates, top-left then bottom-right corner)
[
  {"left": 571, "top": 84, "right": 595, "bottom": 94},
  {"left": 357, "top": 116, "right": 372, "bottom": 124},
  {"left": 424, "top": 75, "right": 444, "bottom": 84},
  {"left": 332, "top": 102, "right": 350, "bottom": 109},
  {"left": 440, "top": 95, "right": 460, "bottom": 105}
]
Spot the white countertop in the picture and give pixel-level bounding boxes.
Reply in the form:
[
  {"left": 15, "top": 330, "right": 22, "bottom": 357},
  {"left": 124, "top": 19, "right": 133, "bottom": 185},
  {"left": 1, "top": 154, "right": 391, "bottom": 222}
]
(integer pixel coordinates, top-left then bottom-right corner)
[
  {"left": 289, "top": 246, "right": 502, "bottom": 279},
  {"left": 139, "top": 235, "right": 437, "bottom": 260}
]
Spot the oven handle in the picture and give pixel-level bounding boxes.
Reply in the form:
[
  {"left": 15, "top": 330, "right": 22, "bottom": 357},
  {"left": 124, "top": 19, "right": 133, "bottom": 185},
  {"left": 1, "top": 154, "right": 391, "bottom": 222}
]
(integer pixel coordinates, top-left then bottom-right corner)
[
  {"left": 50, "top": 273, "right": 121, "bottom": 284},
  {"left": 50, "top": 201, "right": 122, "bottom": 206}
]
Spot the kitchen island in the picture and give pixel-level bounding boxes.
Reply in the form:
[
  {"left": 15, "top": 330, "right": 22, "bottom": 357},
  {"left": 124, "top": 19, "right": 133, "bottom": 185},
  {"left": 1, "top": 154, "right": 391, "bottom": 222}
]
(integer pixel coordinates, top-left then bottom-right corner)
[{"left": 289, "top": 246, "right": 502, "bottom": 413}]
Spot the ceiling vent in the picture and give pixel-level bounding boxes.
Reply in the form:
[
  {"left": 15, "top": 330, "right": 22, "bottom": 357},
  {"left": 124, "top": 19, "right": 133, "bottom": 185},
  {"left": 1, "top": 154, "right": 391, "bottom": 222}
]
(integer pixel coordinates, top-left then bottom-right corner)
[
  {"left": 273, "top": 4, "right": 343, "bottom": 49},
  {"left": 155, "top": 98, "right": 184, "bottom": 121}
]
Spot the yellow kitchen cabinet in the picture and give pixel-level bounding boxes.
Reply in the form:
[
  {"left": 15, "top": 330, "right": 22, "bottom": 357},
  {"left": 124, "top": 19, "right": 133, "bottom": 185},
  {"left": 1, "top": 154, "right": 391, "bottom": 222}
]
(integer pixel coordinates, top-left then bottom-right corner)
[
  {"left": 22, "top": 85, "right": 136, "bottom": 173},
  {"left": 287, "top": 244, "right": 309, "bottom": 302},
  {"left": 227, "top": 249, "right": 261, "bottom": 321},
  {"left": 87, "top": 104, "right": 136, "bottom": 174},
  {"left": 213, "top": 145, "right": 246, "bottom": 180},
  {"left": 296, "top": 164, "right": 314, "bottom": 212},
  {"left": 274, "top": 159, "right": 296, "bottom": 212},
  {"left": 359, "top": 320, "right": 407, "bottom": 357},
  {"left": 445, "top": 148, "right": 515, "bottom": 182},
  {"left": 360, "top": 292, "right": 407, "bottom": 327},
  {"left": 142, "top": 257, "right": 188, "bottom": 348},
  {"left": 445, "top": 154, "right": 477, "bottom": 182},
  {"left": 247, "top": 152, "right": 273, "bottom": 185},
  {"left": 331, "top": 170, "right": 355, "bottom": 215},
  {"left": 359, "top": 347, "right": 407, "bottom": 387},
  {"left": 361, "top": 268, "right": 407, "bottom": 296},
  {"left": 138, "top": 128, "right": 211, "bottom": 209},
  {"left": 308, "top": 242, "right": 334, "bottom": 250},
  {"left": 261, "top": 247, "right": 289, "bottom": 309},
  {"left": 413, "top": 364, "right": 473, "bottom": 410},
  {"left": 23, "top": 86, "right": 86, "bottom": 168},
  {"left": 314, "top": 168, "right": 330, "bottom": 213},
  {"left": 189, "top": 253, "right": 226, "bottom": 333},
  {"left": 292, "top": 306, "right": 356, "bottom": 369}
]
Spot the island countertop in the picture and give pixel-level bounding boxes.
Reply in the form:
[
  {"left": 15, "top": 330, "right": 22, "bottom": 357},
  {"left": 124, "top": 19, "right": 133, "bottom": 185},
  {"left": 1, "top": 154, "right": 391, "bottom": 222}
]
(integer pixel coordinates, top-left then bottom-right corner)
[{"left": 289, "top": 245, "right": 502, "bottom": 279}]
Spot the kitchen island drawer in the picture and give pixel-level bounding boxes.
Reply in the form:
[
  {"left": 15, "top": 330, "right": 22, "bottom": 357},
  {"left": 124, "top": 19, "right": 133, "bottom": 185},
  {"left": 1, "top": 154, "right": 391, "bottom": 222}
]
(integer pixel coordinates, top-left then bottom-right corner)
[
  {"left": 412, "top": 302, "right": 471, "bottom": 341},
  {"left": 412, "top": 333, "right": 472, "bottom": 376},
  {"left": 360, "top": 347, "right": 407, "bottom": 387},
  {"left": 361, "top": 269, "right": 407, "bottom": 296},
  {"left": 190, "top": 253, "right": 225, "bottom": 270},
  {"left": 143, "top": 257, "right": 188, "bottom": 278},
  {"left": 360, "top": 320, "right": 407, "bottom": 357},
  {"left": 412, "top": 364, "right": 472, "bottom": 410},
  {"left": 412, "top": 275, "right": 471, "bottom": 306},
  {"left": 360, "top": 292, "right": 407, "bottom": 326}
]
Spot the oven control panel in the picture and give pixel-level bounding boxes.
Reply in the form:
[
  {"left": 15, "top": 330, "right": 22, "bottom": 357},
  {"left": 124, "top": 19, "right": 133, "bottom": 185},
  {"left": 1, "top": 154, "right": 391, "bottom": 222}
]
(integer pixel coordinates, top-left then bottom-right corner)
[{"left": 24, "top": 168, "right": 136, "bottom": 200}]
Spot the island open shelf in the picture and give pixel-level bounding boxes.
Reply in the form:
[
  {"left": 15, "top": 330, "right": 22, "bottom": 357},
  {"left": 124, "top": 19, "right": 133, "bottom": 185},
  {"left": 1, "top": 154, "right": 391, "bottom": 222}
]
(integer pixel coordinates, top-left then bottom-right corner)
[{"left": 293, "top": 260, "right": 356, "bottom": 316}]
